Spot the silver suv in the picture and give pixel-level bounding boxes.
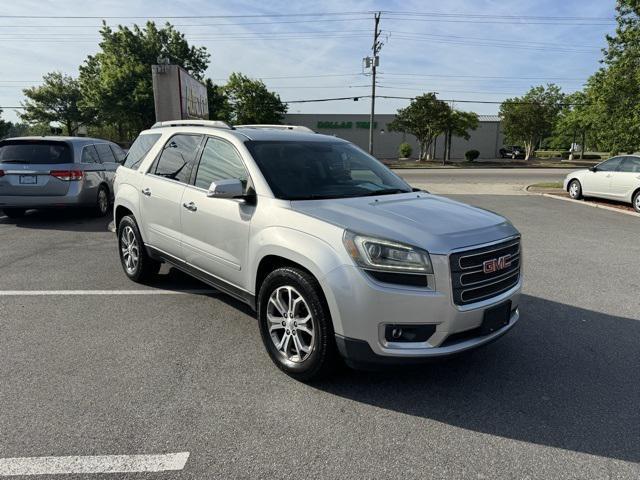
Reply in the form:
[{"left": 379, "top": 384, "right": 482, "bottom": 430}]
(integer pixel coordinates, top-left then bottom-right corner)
[{"left": 114, "top": 121, "right": 522, "bottom": 381}]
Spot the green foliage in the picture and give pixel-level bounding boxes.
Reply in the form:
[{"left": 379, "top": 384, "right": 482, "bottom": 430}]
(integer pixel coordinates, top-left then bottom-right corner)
[
  {"left": 0, "top": 108, "right": 10, "bottom": 139},
  {"left": 398, "top": 142, "right": 412, "bottom": 158},
  {"left": 465, "top": 149, "right": 480, "bottom": 161},
  {"left": 78, "top": 21, "right": 210, "bottom": 140},
  {"left": 205, "top": 79, "right": 232, "bottom": 123},
  {"left": 444, "top": 110, "right": 479, "bottom": 140},
  {"left": 388, "top": 93, "right": 451, "bottom": 160},
  {"left": 19, "top": 72, "right": 86, "bottom": 136},
  {"left": 223, "top": 73, "right": 287, "bottom": 124},
  {"left": 499, "top": 84, "right": 564, "bottom": 160}
]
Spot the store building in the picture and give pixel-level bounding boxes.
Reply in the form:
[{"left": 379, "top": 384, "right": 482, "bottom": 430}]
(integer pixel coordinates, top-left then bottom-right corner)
[{"left": 284, "top": 113, "right": 503, "bottom": 160}]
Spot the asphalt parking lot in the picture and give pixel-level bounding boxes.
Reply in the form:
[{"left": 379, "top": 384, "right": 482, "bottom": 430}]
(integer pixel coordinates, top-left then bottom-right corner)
[{"left": 0, "top": 195, "right": 638, "bottom": 479}]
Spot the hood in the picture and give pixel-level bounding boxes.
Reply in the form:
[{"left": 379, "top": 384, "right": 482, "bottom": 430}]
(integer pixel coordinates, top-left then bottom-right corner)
[{"left": 290, "top": 193, "right": 519, "bottom": 254}]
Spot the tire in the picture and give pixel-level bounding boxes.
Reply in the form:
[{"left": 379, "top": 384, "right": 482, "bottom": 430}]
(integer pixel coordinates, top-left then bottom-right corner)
[
  {"left": 95, "top": 185, "right": 110, "bottom": 217},
  {"left": 3, "top": 208, "right": 26, "bottom": 219},
  {"left": 117, "top": 215, "right": 161, "bottom": 282},
  {"left": 633, "top": 191, "right": 640, "bottom": 213},
  {"left": 568, "top": 179, "right": 583, "bottom": 200},
  {"left": 257, "top": 267, "right": 337, "bottom": 382}
]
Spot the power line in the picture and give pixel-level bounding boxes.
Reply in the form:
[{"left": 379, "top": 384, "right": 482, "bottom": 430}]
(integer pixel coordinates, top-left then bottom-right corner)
[{"left": 0, "top": 12, "right": 373, "bottom": 19}]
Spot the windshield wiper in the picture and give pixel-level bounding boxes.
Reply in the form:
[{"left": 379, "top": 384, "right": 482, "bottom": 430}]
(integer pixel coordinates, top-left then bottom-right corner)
[{"left": 362, "top": 188, "right": 410, "bottom": 197}]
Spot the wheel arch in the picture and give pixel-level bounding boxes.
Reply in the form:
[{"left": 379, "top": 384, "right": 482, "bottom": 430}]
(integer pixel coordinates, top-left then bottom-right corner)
[{"left": 567, "top": 177, "right": 581, "bottom": 192}]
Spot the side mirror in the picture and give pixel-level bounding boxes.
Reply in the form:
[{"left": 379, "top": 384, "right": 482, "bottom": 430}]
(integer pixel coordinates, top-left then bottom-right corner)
[
  {"left": 589, "top": 166, "right": 598, "bottom": 172},
  {"left": 207, "top": 179, "right": 244, "bottom": 199}
]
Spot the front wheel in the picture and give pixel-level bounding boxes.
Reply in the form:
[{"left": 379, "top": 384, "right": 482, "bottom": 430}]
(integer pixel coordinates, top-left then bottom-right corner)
[
  {"left": 95, "top": 186, "right": 110, "bottom": 217},
  {"left": 117, "top": 215, "right": 160, "bottom": 282},
  {"left": 257, "top": 267, "right": 337, "bottom": 382},
  {"left": 633, "top": 191, "right": 640, "bottom": 213},
  {"left": 568, "top": 180, "right": 583, "bottom": 200}
]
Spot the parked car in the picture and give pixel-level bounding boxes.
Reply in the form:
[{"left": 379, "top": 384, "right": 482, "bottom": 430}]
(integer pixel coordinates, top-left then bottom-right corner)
[
  {"left": 0, "top": 137, "right": 126, "bottom": 218},
  {"left": 564, "top": 155, "right": 640, "bottom": 212},
  {"left": 499, "top": 145, "right": 525, "bottom": 159},
  {"left": 114, "top": 120, "right": 522, "bottom": 381}
]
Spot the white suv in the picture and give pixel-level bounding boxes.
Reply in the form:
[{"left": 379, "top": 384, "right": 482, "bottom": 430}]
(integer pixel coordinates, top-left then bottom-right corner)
[{"left": 114, "top": 121, "right": 522, "bottom": 381}]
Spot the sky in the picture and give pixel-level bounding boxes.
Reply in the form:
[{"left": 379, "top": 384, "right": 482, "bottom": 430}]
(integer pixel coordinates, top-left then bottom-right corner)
[{"left": 0, "top": 0, "right": 618, "bottom": 123}]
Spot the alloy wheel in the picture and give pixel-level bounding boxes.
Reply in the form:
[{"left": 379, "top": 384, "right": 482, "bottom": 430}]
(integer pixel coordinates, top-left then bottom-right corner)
[
  {"left": 98, "top": 189, "right": 109, "bottom": 214},
  {"left": 570, "top": 182, "right": 579, "bottom": 198},
  {"left": 120, "top": 225, "right": 139, "bottom": 275},
  {"left": 266, "top": 286, "right": 315, "bottom": 363}
]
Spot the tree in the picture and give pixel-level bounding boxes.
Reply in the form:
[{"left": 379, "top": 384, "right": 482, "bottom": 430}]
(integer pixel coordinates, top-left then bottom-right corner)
[
  {"left": 442, "top": 110, "right": 479, "bottom": 163},
  {"left": 0, "top": 108, "right": 11, "bottom": 139},
  {"left": 388, "top": 93, "right": 451, "bottom": 161},
  {"left": 79, "top": 21, "right": 210, "bottom": 140},
  {"left": 223, "top": 73, "right": 287, "bottom": 125},
  {"left": 549, "top": 91, "right": 593, "bottom": 156},
  {"left": 19, "top": 72, "right": 86, "bottom": 136},
  {"left": 499, "top": 84, "right": 564, "bottom": 160},
  {"left": 205, "top": 79, "right": 232, "bottom": 123}
]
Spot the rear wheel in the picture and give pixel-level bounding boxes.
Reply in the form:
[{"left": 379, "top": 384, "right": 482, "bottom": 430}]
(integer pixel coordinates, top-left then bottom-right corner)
[
  {"left": 569, "top": 180, "right": 583, "bottom": 200},
  {"left": 257, "top": 267, "right": 337, "bottom": 382},
  {"left": 95, "top": 186, "right": 110, "bottom": 217},
  {"left": 117, "top": 215, "right": 160, "bottom": 282},
  {"left": 633, "top": 191, "right": 640, "bottom": 213},
  {"left": 3, "top": 208, "right": 26, "bottom": 219}
]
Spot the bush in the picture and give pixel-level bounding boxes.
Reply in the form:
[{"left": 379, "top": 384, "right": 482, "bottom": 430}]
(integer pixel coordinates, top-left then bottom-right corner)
[
  {"left": 560, "top": 151, "right": 601, "bottom": 160},
  {"left": 398, "top": 142, "right": 412, "bottom": 158},
  {"left": 465, "top": 149, "right": 480, "bottom": 162}
]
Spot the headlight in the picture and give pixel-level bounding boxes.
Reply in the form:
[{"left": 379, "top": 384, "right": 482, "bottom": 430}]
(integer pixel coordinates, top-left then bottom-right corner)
[{"left": 342, "top": 231, "right": 433, "bottom": 274}]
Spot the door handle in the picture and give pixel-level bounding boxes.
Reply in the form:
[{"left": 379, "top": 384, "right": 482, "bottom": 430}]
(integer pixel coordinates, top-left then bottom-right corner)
[
  {"left": 182, "top": 201, "right": 197, "bottom": 212},
  {"left": 141, "top": 187, "right": 151, "bottom": 197}
]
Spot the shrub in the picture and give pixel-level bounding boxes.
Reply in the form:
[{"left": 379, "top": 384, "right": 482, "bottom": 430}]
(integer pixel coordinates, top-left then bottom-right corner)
[
  {"left": 465, "top": 149, "right": 480, "bottom": 162},
  {"left": 398, "top": 142, "right": 412, "bottom": 158}
]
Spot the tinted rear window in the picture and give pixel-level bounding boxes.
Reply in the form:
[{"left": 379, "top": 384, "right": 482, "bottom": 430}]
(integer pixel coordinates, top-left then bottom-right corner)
[
  {"left": 123, "top": 134, "right": 161, "bottom": 169},
  {"left": 0, "top": 141, "right": 72, "bottom": 164}
]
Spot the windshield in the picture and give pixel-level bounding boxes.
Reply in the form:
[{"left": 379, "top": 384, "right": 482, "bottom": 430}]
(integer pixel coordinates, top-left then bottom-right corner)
[
  {"left": 245, "top": 141, "right": 412, "bottom": 200},
  {"left": 0, "top": 140, "right": 72, "bottom": 164}
]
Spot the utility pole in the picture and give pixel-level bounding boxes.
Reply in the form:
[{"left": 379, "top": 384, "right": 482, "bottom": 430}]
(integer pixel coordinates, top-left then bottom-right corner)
[{"left": 368, "top": 12, "right": 382, "bottom": 155}]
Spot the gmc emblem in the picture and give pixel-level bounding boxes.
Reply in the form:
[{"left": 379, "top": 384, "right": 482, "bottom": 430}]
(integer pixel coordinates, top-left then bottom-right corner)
[{"left": 483, "top": 255, "right": 512, "bottom": 274}]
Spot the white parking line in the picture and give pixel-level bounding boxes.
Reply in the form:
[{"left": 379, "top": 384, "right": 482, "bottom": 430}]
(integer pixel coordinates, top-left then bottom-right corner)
[
  {"left": 0, "top": 289, "right": 216, "bottom": 296},
  {"left": 0, "top": 452, "right": 189, "bottom": 476}
]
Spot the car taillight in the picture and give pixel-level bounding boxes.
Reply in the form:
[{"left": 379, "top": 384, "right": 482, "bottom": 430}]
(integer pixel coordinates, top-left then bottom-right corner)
[
  {"left": 0, "top": 170, "right": 4, "bottom": 177},
  {"left": 50, "top": 170, "right": 83, "bottom": 181}
]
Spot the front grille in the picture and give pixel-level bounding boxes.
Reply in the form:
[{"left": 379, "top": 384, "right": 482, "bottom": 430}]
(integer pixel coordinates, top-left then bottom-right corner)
[{"left": 450, "top": 238, "right": 521, "bottom": 306}]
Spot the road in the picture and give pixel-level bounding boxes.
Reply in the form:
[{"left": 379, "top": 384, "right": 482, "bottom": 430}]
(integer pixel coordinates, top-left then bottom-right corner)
[
  {"left": 0, "top": 195, "right": 638, "bottom": 479},
  {"left": 394, "top": 168, "right": 573, "bottom": 194}
]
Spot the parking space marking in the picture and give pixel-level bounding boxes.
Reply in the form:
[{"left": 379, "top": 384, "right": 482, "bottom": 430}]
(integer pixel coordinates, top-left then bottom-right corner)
[
  {"left": 0, "top": 289, "right": 217, "bottom": 296},
  {"left": 0, "top": 452, "right": 189, "bottom": 476}
]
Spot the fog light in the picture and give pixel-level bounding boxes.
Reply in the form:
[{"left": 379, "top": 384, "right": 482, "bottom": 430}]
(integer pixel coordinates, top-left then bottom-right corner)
[{"left": 384, "top": 324, "right": 436, "bottom": 343}]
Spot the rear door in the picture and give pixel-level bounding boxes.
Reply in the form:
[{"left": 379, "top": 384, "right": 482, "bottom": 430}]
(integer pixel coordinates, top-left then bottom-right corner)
[
  {"left": 582, "top": 157, "right": 623, "bottom": 198},
  {"left": 0, "top": 140, "right": 73, "bottom": 197},
  {"left": 610, "top": 156, "right": 640, "bottom": 199},
  {"left": 139, "top": 134, "right": 202, "bottom": 260}
]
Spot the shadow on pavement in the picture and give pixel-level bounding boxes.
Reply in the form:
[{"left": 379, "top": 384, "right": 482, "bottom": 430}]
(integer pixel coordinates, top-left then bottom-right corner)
[
  {"left": 0, "top": 209, "right": 111, "bottom": 233},
  {"left": 313, "top": 294, "right": 640, "bottom": 463}
]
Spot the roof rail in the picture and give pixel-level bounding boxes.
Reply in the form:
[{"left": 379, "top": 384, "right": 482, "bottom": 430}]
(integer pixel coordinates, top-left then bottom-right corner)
[
  {"left": 235, "top": 124, "right": 315, "bottom": 133},
  {"left": 151, "top": 120, "right": 233, "bottom": 130}
]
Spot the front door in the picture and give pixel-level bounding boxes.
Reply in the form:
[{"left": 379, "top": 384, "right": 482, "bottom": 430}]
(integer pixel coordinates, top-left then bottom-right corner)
[
  {"left": 609, "top": 156, "right": 640, "bottom": 199},
  {"left": 139, "top": 134, "right": 202, "bottom": 259},
  {"left": 181, "top": 136, "right": 254, "bottom": 288},
  {"left": 582, "top": 157, "right": 623, "bottom": 198}
]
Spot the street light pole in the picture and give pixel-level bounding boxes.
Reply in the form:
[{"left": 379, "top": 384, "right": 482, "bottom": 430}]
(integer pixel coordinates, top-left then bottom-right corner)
[{"left": 368, "top": 12, "right": 381, "bottom": 155}]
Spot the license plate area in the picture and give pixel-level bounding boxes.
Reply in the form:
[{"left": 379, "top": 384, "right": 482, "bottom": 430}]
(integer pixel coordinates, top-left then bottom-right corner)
[
  {"left": 19, "top": 175, "right": 37, "bottom": 185},
  {"left": 481, "top": 300, "right": 512, "bottom": 335}
]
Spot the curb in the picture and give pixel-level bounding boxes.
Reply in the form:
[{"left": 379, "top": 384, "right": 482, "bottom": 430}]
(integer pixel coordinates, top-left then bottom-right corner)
[{"left": 535, "top": 192, "right": 640, "bottom": 218}]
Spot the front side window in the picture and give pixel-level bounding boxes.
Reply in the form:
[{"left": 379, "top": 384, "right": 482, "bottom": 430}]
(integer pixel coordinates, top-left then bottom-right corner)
[
  {"left": 194, "top": 137, "right": 248, "bottom": 190},
  {"left": 82, "top": 145, "right": 100, "bottom": 164},
  {"left": 245, "top": 140, "right": 411, "bottom": 200},
  {"left": 619, "top": 156, "right": 640, "bottom": 173},
  {"left": 597, "top": 157, "right": 623, "bottom": 172},
  {"left": 95, "top": 143, "right": 116, "bottom": 163},
  {"left": 152, "top": 134, "right": 202, "bottom": 184},
  {"left": 122, "top": 133, "right": 161, "bottom": 169},
  {"left": 110, "top": 145, "right": 126, "bottom": 163}
]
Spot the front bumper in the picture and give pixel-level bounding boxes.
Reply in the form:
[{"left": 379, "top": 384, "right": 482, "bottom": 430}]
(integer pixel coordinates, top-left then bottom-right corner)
[{"left": 320, "top": 254, "right": 522, "bottom": 367}]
